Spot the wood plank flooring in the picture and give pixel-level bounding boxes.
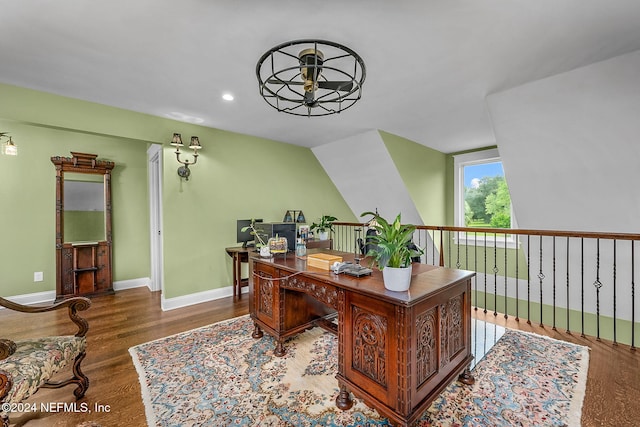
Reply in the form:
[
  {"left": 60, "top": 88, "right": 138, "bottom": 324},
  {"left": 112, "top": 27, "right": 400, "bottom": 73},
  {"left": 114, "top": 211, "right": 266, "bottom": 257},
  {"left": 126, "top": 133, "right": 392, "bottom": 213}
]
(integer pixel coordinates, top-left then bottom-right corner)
[{"left": 0, "top": 287, "right": 638, "bottom": 426}]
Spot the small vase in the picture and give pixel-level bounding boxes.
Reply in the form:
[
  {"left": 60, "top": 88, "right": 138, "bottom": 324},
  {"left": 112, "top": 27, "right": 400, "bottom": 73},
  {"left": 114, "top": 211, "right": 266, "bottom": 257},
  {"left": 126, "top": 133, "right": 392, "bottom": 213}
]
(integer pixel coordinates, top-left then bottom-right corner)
[
  {"left": 382, "top": 265, "right": 412, "bottom": 292},
  {"left": 318, "top": 230, "right": 330, "bottom": 241}
]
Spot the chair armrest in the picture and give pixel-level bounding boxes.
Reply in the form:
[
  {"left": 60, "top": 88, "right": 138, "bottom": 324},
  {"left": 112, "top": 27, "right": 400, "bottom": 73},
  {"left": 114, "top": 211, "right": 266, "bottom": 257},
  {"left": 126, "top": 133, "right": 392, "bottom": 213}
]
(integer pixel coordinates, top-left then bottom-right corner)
[
  {"left": 0, "top": 339, "right": 16, "bottom": 361},
  {"left": 0, "top": 369, "right": 11, "bottom": 402},
  {"left": 0, "top": 296, "right": 91, "bottom": 338}
]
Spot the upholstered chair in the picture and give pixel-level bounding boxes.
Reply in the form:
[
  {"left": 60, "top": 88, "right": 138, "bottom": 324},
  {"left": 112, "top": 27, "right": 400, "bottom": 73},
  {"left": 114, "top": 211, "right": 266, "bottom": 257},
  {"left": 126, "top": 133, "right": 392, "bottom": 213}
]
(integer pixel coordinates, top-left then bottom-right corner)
[{"left": 0, "top": 296, "right": 90, "bottom": 427}]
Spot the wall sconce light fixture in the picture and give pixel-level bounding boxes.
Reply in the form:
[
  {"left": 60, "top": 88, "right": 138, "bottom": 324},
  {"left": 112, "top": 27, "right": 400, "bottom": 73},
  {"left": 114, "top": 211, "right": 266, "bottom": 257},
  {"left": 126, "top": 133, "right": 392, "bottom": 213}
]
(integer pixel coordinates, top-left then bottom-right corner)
[
  {"left": 170, "top": 133, "right": 201, "bottom": 180},
  {"left": 0, "top": 132, "right": 17, "bottom": 156}
]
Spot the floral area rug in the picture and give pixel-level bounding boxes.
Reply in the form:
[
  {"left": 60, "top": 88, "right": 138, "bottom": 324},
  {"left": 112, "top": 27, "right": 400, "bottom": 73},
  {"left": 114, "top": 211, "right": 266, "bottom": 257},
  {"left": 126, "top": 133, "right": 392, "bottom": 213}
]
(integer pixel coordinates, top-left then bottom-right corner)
[{"left": 129, "top": 315, "right": 589, "bottom": 426}]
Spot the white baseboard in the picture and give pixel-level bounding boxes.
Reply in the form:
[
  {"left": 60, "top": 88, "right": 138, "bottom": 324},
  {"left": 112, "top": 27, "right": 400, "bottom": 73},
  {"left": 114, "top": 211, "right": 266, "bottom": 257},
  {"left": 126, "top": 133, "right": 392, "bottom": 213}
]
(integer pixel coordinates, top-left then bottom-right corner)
[
  {"left": 1, "top": 280, "right": 245, "bottom": 312},
  {"left": 0, "top": 290, "right": 56, "bottom": 306},
  {"left": 1, "top": 278, "right": 150, "bottom": 308},
  {"left": 160, "top": 285, "right": 248, "bottom": 311},
  {"left": 113, "top": 277, "right": 151, "bottom": 291}
]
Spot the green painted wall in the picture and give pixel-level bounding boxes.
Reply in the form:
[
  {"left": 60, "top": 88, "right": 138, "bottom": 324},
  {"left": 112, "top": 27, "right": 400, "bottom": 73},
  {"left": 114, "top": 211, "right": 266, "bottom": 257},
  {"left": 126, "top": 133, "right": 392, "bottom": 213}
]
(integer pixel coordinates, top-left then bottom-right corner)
[
  {"left": 0, "top": 117, "right": 150, "bottom": 296},
  {"left": 0, "top": 83, "right": 354, "bottom": 300},
  {"left": 379, "top": 131, "right": 448, "bottom": 225},
  {"left": 160, "top": 124, "right": 356, "bottom": 299}
]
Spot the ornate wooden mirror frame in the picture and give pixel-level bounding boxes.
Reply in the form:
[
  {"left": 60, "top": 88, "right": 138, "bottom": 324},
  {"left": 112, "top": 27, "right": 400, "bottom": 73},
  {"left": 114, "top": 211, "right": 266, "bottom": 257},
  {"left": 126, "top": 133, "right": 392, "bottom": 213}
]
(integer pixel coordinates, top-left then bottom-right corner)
[{"left": 51, "top": 152, "right": 115, "bottom": 301}]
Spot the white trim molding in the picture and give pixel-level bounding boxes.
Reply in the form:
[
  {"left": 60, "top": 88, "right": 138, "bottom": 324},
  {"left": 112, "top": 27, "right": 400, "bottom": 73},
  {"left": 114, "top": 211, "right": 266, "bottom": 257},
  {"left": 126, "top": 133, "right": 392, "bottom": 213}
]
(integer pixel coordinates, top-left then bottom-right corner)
[
  {"left": 113, "top": 277, "right": 151, "bottom": 291},
  {"left": 0, "top": 290, "right": 56, "bottom": 307},
  {"left": 160, "top": 285, "right": 248, "bottom": 311}
]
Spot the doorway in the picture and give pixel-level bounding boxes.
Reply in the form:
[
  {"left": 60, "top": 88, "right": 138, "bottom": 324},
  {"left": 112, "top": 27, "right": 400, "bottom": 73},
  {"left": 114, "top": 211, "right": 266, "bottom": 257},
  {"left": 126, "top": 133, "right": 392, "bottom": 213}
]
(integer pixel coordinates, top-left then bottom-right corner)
[{"left": 148, "top": 144, "right": 163, "bottom": 293}]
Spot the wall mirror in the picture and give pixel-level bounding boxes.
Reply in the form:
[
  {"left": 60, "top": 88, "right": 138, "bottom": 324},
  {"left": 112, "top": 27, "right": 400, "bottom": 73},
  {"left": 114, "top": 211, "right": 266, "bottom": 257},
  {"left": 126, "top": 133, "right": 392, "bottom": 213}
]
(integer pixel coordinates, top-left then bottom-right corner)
[
  {"left": 51, "top": 152, "right": 115, "bottom": 301},
  {"left": 63, "top": 173, "right": 106, "bottom": 243}
]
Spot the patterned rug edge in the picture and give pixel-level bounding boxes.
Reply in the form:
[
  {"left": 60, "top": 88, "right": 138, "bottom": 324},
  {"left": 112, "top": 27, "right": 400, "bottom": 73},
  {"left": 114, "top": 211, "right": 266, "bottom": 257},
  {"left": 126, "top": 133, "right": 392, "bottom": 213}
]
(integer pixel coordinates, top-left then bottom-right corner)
[
  {"left": 128, "top": 314, "right": 251, "bottom": 427},
  {"left": 128, "top": 346, "right": 157, "bottom": 427},
  {"left": 501, "top": 328, "right": 590, "bottom": 427}
]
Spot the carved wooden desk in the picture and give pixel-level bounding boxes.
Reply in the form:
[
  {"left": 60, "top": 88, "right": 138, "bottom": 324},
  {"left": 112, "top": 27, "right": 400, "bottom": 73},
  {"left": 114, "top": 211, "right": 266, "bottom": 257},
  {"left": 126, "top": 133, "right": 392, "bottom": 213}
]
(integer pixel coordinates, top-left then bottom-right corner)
[{"left": 249, "top": 250, "right": 475, "bottom": 427}]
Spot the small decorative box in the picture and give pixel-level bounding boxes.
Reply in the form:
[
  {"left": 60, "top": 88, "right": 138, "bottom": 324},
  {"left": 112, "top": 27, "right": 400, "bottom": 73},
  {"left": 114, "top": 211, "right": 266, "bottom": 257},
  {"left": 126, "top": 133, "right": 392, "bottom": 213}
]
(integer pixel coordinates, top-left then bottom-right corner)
[
  {"left": 268, "top": 236, "right": 288, "bottom": 254},
  {"left": 307, "top": 253, "right": 343, "bottom": 270}
]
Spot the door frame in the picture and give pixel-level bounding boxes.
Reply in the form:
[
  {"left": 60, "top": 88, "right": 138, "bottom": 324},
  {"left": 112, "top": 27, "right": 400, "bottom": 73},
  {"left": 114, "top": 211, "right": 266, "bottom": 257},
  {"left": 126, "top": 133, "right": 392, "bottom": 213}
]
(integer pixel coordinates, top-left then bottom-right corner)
[{"left": 147, "top": 144, "right": 164, "bottom": 293}]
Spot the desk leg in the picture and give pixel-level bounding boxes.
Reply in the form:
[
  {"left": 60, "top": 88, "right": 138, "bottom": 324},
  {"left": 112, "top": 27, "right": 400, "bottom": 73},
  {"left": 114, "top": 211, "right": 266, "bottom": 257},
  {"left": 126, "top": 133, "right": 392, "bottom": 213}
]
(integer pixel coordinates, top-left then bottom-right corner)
[
  {"left": 274, "top": 340, "right": 286, "bottom": 357},
  {"left": 335, "top": 385, "right": 354, "bottom": 410},
  {"left": 458, "top": 364, "right": 476, "bottom": 385},
  {"left": 233, "top": 253, "right": 241, "bottom": 300},
  {"left": 251, "top": 322, "right": 263, "bottom": 339}
]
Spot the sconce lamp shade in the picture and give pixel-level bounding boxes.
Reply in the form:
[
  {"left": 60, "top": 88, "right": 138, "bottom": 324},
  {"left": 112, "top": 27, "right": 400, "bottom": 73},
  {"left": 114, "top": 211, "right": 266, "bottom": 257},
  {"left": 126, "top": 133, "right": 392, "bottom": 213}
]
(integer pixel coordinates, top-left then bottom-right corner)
[
  {"left": 189, "top": 136, "right": 201, "bottom": 151},
  {"left": 171, "top": 133, "right": 184, "bottom": 147},
  {"left": 1, "top": 135, "right": 17, "bottom": 156}
]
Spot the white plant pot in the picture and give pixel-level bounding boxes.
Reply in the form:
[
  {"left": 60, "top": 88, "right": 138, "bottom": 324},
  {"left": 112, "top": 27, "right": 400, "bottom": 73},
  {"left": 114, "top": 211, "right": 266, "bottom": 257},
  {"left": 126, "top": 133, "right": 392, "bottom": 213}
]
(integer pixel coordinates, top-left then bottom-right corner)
[
  {"left": 382, "top": 265, "right": 413, "bottom": 292},
  {"left": 318, "top": 230, "right": 330, "bottom": 241}
]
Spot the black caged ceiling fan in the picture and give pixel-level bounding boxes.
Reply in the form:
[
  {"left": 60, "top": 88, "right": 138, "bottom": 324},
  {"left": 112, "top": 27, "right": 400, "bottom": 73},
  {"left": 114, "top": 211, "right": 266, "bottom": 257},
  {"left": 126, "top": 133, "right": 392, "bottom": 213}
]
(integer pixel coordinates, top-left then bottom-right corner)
[{"left": 256, "top": 39, "right": 366, "bottom": 117}]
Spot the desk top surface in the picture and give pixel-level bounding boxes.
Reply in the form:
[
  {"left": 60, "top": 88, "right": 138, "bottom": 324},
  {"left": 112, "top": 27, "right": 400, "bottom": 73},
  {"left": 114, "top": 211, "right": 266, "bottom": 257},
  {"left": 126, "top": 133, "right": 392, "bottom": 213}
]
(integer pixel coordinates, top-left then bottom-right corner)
[{"left": 252, "top": 249, "right": 475, "bottom": 306}]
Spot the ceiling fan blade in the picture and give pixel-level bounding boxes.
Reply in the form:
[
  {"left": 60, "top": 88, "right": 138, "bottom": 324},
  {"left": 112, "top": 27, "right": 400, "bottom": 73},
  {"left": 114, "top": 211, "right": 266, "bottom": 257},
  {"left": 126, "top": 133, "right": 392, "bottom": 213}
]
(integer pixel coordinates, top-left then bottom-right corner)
[
  {"left": 267, "top": 79, "right": 304, "bottom": 85},
  {"left": 318, "top": 81, "right": 354, "bottom": 91}
]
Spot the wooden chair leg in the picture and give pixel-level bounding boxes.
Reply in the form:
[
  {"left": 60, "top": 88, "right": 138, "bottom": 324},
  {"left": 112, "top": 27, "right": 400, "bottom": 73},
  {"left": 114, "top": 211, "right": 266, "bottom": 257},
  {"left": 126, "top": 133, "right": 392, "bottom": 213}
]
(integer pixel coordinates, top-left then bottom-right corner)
[
  {"left": 72, "top": 351, "right": 90, "bottom": 399},
  {"left": 42, "top": 351, "right": 90, "bottom": 399}
]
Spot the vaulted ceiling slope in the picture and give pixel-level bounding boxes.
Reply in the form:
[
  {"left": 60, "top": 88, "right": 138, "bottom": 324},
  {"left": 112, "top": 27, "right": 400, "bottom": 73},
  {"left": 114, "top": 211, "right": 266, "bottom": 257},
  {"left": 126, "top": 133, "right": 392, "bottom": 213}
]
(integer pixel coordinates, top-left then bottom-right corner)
[{"left": 1, "top": 1, "right": 639, "bottom": 153}]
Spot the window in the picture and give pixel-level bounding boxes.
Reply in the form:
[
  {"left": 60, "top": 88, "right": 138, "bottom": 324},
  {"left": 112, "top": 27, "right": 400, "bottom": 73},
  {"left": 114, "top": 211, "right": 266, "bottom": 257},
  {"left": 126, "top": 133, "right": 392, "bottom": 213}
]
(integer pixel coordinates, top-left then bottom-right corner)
[{"left": 454, "top": 149, "right": 516, "bottom": 244}]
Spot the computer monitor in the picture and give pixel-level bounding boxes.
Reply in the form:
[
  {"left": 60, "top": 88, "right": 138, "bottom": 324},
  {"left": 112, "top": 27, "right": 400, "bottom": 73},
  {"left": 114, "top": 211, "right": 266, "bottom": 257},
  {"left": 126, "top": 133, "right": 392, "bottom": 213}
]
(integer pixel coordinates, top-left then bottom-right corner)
[{"left": 237, "top": 219, "right": 263, "bottom": 248}]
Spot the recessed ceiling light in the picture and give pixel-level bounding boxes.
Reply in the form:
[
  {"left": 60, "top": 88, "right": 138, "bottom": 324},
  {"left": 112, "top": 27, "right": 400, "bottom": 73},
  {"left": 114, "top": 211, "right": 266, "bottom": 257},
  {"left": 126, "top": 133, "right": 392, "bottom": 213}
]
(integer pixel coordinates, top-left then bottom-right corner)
[{"left": 222, "top": 93, "right": 234, "bottom": 101}]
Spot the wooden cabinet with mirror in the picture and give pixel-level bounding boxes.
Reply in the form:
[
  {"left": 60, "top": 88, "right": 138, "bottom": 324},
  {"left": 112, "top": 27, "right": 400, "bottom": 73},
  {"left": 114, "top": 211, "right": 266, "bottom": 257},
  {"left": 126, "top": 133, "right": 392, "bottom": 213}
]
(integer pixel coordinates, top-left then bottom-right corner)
[{"left": 51, "top": 152, "right": 115, "bottom": 301}]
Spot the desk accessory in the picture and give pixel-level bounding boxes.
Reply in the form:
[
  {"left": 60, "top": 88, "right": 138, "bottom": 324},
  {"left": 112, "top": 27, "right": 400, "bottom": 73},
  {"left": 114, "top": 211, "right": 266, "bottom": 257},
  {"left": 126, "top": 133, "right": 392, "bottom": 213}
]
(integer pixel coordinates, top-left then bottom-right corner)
[
  {"left": 268, "top": 236, "right": 288, "bottom": 255},
  {"left": 307, "top": 253, "right": 342, "bottom": 270},
  {"left": 332, "top": 261, "right": 373, "bottom": 277}
]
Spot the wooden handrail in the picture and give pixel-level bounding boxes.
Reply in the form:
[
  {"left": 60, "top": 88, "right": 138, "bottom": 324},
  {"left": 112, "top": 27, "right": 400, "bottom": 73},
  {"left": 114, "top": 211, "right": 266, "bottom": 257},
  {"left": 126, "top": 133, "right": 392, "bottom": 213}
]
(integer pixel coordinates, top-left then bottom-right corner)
[{"left": 333, "top": 222, "right": 640, "bottom": 241}]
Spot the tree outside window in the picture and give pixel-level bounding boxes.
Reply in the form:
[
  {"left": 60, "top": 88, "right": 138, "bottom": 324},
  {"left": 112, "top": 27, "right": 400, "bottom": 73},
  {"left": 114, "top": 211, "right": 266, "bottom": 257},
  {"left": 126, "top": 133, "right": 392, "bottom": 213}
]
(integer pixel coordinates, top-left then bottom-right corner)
[
  {"left": 454, "top": 149, "right": 513, "bottom": 230},
  {"left": 464, "top": 163, "right": 511, "bottom": 228}
]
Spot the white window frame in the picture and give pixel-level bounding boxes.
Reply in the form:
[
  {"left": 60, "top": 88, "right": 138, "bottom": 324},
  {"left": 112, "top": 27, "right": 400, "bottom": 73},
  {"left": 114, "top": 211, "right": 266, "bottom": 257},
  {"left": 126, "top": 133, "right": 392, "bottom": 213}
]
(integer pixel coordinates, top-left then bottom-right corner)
[{"left": 453, "top": 148, "right": 518, "bottom": 249}]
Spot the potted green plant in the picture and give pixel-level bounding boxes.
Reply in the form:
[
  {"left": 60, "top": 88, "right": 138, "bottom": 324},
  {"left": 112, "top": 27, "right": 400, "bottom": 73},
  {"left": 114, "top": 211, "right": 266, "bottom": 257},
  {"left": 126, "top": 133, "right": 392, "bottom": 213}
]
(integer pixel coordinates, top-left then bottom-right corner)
[
  {"left": 240, "top": 219, "right": 270, "bottom": 256},
  {"left": 360, "top": 211, "right": 423, "bottom": 291},
  {"left": 310, "top": 215, "right": 337, "bottom": 241}
]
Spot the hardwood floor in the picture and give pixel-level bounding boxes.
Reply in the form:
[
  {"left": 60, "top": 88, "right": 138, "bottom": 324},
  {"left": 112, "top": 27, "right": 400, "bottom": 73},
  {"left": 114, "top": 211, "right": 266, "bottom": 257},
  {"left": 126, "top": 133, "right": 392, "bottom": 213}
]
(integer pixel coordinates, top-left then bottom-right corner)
[{"left": 1, "top": 287, "right": 638, "bottom": 426}]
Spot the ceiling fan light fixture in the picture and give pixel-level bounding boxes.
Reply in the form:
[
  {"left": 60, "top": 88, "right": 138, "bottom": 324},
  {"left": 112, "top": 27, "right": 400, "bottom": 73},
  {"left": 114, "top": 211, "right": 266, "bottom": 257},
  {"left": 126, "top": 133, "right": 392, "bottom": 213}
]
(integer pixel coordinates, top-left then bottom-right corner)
[
  {"left": 299, "top": 47, "right": 324, "bottom": 90},
  {"left": 256, "top": 39, "right": 366, "bottom": 117}
]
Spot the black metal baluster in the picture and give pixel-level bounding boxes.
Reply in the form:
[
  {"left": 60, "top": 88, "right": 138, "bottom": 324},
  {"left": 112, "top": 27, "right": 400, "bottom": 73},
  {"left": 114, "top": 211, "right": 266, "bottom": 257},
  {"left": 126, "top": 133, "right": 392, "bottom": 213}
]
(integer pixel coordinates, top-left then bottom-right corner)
[
  {"left": 456, "top": 231, "right": 461, "bottom": 269},
  {"left": 431, "top": 231, "right": 436, "bottom": 265},
  {"left": 594, "top": 238, "right": 602, "bottom": 341},
  {"left": 493, "top": 232, "right": 498, "bottom": 317},
  {"left": 566, "top": 236, "right": 571, "bottom": 334},
  {"left": 539, "top": 235, "right": 544, "bottom": 327},
  {"left": 465, "top": 231, "right": 469, "bottom": 271},
  {"left": 581, "top": 238, "right": 585, "bottom": 338},
  {"left": 484, "top": 232, "right": 488, "bottom": 314},
  {"left": 553, "top": 235, "right": 557, "bottom": 331},
  {"left": 474, "top": 232, "right": 478, "bottom": 312},
  {"left": 613, "top": 239, "right": 617, "bottom": 345},
  {"left": 632, "top": 241, "right": 636, "bottom": 351},
  {"left": 527, "top": 235, "right": 531, "bottom": 325},
  {"left": 448, "top": 230, "right": 452, "bottom": 268},
  {"left": 515, "top": 234, "right": 520, "bottom": 322},
  {"left": 504, "top": 232, "right": 508, "bottom": 319}
]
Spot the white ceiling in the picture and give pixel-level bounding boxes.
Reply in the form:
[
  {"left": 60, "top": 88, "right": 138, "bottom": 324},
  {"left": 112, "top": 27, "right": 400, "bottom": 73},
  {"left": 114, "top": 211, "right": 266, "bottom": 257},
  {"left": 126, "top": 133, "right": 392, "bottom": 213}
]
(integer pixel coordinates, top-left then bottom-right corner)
[{"left": 1, "top": 0, "right": 639, "bottom": 153}]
